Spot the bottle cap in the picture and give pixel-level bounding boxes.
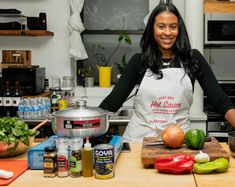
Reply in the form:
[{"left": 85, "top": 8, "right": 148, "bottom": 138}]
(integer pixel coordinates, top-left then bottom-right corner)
[{"left": 84, "top": 137, "right": 91, "bottom": 149}]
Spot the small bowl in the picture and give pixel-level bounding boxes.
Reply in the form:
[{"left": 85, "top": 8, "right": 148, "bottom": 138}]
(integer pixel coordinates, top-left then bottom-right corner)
[{"left": 228, "top": 131, "right": 235, "bottom": 157}]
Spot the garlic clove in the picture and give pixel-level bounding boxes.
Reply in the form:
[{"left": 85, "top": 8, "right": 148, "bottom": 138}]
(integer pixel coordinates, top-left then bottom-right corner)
[{"left": 195, "top": 151, "right": 210, "bottom": 163}]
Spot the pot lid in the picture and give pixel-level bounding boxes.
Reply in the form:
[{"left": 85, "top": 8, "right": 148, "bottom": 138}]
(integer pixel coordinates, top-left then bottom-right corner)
[{"left": 52, "top": 100, "right": 108, "bottom": 118}]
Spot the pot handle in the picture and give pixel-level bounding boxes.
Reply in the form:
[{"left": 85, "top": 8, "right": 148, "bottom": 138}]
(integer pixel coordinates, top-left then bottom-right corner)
[{"left": 103, "top": 110, "right": 115, "bottom": 118}]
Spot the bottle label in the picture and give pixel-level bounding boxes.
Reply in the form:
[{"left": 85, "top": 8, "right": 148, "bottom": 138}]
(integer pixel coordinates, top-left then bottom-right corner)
[
  {"left": 52, "top": 98, "right": 57, "bottom": 104},
  {"left": 3, "top": 97, "right": 12, "bottom": 106},
  {"left": 0, "top": 97, "right": 2, "bottom": 106},
  {"left": 70, "top": 150, "right": 82, "bottom": 174},
  {"left": 12, "top": 97, "right": 21, "bottom": 106},
  {"left": 57, "top": 155, "right": 68, "bottom": 172}
]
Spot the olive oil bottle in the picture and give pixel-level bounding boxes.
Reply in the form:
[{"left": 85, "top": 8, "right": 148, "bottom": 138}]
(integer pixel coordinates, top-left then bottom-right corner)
[{"left": 82, "top": 137, "right": 93, "bottom": 177}]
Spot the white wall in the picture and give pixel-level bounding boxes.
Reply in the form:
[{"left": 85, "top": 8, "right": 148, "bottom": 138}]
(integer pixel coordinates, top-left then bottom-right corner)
[{"left": 0, "top": 0, "right": 72, "bottom": 80}]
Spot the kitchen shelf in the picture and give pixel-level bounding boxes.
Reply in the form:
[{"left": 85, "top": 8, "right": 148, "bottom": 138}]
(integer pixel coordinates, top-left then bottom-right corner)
[
  {"left": 0, "top": 30, "right": 54, "bottom": 36},
  {"left": 204, "top": 0, "right": 235, "bottom": 13}
]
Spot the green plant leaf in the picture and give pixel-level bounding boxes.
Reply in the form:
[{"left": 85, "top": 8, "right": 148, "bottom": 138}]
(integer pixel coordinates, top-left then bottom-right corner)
[{"left": 93, "top": 31, "right": 132, "bottom": 67}]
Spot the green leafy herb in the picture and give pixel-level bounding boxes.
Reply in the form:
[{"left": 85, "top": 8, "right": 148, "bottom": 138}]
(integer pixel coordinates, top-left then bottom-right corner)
[{"left": 0, "top": 117, "right": 36, "bottom": 146}]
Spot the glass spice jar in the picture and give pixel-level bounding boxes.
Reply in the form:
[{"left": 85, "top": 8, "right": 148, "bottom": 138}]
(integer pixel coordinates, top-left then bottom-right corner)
[
  {"left": 61, "top": 76, "right": 73, "bottom": 90},
  {"left": 69, "top": 137, "right": 83, "bottom": 177},
  {"left": 43, "top": 146, "right": 57, "bottom": 178}
]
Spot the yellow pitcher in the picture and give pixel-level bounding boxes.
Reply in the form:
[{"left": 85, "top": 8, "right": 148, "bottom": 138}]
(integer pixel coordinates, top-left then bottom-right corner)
[{"left": 97, "top": 65, "right": 112, "bottom": 87}]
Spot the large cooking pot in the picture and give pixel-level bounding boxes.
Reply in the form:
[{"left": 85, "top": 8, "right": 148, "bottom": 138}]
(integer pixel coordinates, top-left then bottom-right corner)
[{"left": 51, "top": 100, "right": 109, "bottom": 138}]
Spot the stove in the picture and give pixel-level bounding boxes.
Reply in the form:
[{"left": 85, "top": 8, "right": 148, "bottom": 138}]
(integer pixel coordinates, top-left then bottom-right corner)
[{"left": 204, "top": 80, "right": 235, "bottom": 141}]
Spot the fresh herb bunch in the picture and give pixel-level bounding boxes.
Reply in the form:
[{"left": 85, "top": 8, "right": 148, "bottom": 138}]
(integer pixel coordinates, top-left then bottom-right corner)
[
  {"left": 0, "top": 117, "right": 36, "bottom": 146},
  {"left": 93, "top": 31, "right": 132, "bottom": 67}
]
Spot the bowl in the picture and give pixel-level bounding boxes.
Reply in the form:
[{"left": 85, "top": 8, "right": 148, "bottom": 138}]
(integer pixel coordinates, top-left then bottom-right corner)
[
  {"left": 0, "top": 137, "right": 34, "bottom": 158},
  {"left": 228, "top": 131, "right": 235, "bottom": 157},
  {"left": 0, "top": 119, "right": 47, "bottom": 158}
]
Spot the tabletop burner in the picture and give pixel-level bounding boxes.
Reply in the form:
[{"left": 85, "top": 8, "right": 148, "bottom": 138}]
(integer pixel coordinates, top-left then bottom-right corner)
[{"left": 89, "top": 133, "right": 113, "bottom": 147}]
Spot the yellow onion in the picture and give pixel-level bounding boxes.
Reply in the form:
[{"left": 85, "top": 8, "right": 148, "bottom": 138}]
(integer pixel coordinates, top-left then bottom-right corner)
[{"left": 162, "top": 125, "right": 185, "bottom": 148}]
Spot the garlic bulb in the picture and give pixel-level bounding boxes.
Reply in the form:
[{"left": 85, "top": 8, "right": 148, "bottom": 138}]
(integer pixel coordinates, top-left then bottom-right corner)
[{"left": 195, "top": 151, "right": 210, "bottom": 163}]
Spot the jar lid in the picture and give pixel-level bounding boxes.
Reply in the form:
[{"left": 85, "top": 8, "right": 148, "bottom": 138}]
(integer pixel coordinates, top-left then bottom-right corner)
[{"left": 44, "top": 146, "right": 56, "bottom": 152}]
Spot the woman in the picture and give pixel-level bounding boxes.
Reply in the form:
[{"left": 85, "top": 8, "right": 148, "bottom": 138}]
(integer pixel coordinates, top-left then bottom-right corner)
[{"left": 99, "top": 3, "right": 235, "bottom": 142}]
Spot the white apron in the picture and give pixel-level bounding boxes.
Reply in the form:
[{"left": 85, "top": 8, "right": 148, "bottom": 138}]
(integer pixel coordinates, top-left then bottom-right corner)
[{"left": 123, "top": 67, "right": 193, "bottom": 142}]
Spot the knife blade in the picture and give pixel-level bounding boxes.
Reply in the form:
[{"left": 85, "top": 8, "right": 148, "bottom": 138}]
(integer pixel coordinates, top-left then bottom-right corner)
[{"left": 144, "top": 136, "right": 212, "bottom": 146}]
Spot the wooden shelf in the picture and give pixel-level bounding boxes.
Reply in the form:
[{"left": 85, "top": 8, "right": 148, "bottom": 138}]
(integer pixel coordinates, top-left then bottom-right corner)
[
  {"left": 22, "top": 91, "right": 51, "bottom": 98},
  {"left": 0, "top": 30, "right": 54, "bottom": 36},
  {"left": 204, "top": 0, "right": 235, "bottom": 13}
]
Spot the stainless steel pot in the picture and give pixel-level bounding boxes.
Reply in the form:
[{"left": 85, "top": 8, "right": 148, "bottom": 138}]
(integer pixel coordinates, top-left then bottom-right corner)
[{"left": 51, "top": 100, "right": 109, "bottom": 138}]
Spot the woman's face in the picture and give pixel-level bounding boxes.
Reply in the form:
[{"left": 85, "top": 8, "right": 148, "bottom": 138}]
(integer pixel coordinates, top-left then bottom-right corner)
[{"left": 153, "top": 11, "right": 179, "bottom": 56}]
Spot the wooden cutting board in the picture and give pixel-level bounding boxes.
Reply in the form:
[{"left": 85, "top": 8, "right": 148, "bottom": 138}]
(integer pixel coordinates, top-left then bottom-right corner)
[{"left": 141, "top": 137, "right": 230, "bottom": 168}]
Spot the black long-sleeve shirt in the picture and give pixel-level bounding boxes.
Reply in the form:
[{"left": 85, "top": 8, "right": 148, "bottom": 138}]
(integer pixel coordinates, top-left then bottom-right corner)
[{"left": 99, "top": 49, "right": 234, "bottom": 116}]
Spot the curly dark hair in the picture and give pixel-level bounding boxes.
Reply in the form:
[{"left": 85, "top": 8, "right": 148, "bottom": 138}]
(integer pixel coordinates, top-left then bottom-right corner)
[{"left": 140, "top": 3, "right": 199, "bottom": 81}]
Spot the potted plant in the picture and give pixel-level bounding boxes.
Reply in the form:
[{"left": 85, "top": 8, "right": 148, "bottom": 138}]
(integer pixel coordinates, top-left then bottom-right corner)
[
  {"left": 93, "top": 31, "right": 131, "bottom": 87},
  {"left": 78, "top": 67, "right": 94, "bottom": 87}
]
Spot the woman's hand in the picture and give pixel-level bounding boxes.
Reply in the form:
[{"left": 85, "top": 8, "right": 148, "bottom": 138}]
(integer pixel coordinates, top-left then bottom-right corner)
[{"left": 225, "top": 108, "right": 235, "bottom": 128}]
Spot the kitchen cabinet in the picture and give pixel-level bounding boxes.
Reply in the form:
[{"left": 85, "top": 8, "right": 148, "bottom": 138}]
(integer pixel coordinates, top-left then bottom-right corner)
[{"left": 0, "top": 30, "right": 54, "bottom": 36}]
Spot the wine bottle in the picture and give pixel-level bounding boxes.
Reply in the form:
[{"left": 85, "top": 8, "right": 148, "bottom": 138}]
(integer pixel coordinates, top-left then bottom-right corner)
[
  {"left": 0, "top": 83, "right": 3, "bottom": 117},
  {"left": 12, "top": 81, "right": 22, "bottom": 117},
  {"left": 3, "top": 81, "right": 12, "bottom": 117}
]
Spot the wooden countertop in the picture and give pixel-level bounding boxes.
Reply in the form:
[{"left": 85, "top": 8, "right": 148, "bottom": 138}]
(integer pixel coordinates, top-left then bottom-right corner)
[
  {"left": 204, "top": 0, "right": 235, "bottom": 13},
  {"left": 2, "top": 143, "right": 235, "bottom": 187},
  {"left": 194, "top": 143, "right": 235, "bottom": 187},
  {"left": 4, "top": 143, "right": 196, "bottom": 187}
]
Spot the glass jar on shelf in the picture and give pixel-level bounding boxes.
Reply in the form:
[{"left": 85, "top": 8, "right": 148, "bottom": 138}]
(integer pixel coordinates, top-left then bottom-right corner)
[{"left": 61, "top": 76, "right": 73, "bottom": 91}]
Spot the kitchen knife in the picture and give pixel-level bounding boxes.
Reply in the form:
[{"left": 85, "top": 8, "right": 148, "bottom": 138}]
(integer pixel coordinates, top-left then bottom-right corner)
[{"left": 144, "top": 136, "right": 212, "bottom": 146}]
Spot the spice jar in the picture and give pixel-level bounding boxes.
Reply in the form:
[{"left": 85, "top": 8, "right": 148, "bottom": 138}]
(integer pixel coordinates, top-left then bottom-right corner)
[
  {"left": 43, "top": 146, "right": 57, "bottom": 178},
  {"left": 69, "top": 137, "right": 83, "bottom": 177},
  {"left": 56, "top": 137, "right": 69, "bottom": 177}
]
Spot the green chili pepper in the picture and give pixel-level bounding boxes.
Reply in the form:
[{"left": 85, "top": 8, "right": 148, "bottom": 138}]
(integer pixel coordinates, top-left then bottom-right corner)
[
  {"left": 185, "top": 129, "right": 206, "bottom": 150},
  {"left": 194, "top": 158, "right": 229, "bottom": 174}
]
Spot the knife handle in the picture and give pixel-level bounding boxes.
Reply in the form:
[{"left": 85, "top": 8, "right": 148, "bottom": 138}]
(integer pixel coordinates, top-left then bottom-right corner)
[{"left": 0, "top": 169, "right": 14, "bottom": 179}]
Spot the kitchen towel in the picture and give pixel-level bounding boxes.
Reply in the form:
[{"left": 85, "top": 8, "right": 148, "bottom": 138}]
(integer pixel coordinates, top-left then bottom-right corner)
[
  {"left": 69, "top": 0, "right": 88, "bottom": 60},
  {"left": 0, "top": 160, "right": 28, "bottom": 186}
]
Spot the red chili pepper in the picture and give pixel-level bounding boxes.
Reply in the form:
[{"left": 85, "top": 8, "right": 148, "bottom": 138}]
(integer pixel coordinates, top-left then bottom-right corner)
[{"left": 154, "top": 154, "right": 195, "bottom": 174}]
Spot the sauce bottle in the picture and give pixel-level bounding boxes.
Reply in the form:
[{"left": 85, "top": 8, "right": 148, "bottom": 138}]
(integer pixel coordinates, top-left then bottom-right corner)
[{"left": 82, "top": 137, "right": 94, "bottom": 177}]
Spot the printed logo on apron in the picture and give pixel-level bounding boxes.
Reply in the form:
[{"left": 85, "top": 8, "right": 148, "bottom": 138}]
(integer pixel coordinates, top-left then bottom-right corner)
[{"left": 123, "top": 68, "right": 193, "bottom": 142}]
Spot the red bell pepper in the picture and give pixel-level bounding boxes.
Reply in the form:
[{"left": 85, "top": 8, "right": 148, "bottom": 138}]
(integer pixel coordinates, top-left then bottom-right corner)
[{"left": 154, "top": 154, "right": 195, "bottom": 174}]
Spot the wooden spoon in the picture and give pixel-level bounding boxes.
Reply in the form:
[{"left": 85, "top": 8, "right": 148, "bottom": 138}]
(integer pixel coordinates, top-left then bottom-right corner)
[{"left": 32, "top": 119, "right": 49, "bottom": 131}]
